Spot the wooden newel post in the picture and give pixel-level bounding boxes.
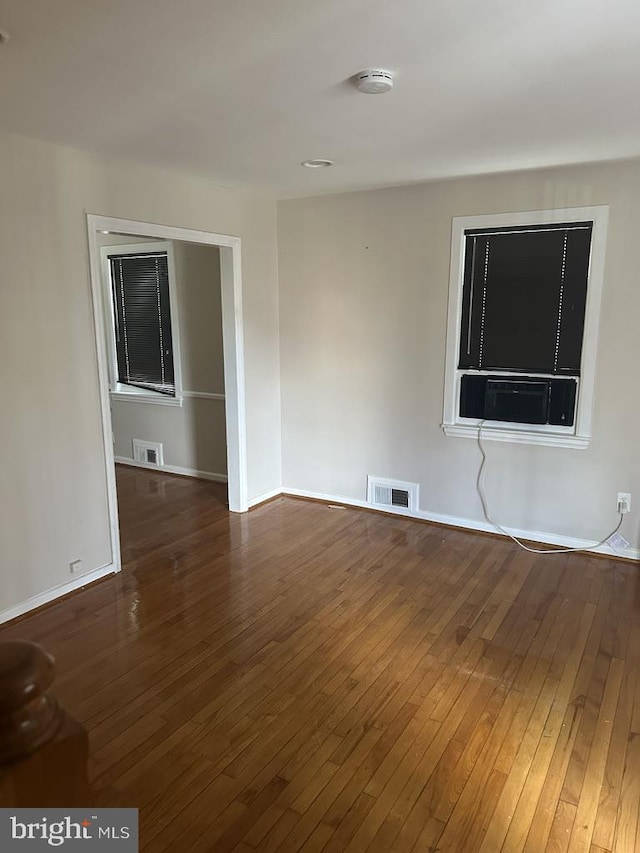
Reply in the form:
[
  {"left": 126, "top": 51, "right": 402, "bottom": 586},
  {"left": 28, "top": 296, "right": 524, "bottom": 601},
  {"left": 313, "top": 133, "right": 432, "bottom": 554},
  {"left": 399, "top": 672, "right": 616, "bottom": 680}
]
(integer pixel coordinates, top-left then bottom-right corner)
[{"left": 0, "top": 641, "right": 91, "bottom": 807}]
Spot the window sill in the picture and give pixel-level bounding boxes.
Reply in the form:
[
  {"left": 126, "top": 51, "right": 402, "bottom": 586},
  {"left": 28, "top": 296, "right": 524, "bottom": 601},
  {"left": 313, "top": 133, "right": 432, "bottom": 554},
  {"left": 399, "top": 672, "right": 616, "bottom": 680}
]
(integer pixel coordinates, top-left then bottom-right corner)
[
  {"left": 441, "top": 422, "right": 589, "bottom": 449},
  {"left": 110, "top": 385, "right": 183, "bottom": 407}
]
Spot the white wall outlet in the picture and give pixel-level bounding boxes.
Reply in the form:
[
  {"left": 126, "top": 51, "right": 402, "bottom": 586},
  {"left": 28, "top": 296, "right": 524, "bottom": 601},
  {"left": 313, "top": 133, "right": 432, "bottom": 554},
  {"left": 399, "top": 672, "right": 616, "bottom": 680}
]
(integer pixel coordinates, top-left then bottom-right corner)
[
  {"left": 69, "top": 559, "right": 83, "bottom": 574},
  {"left": 617, "top": 492, "right": 631, "bottom": 514}
]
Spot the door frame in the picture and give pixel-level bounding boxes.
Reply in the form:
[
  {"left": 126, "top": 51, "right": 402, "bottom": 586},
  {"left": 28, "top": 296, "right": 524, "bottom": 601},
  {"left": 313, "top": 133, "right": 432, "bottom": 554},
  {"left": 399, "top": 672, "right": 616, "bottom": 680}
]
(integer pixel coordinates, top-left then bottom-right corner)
[{"left": 86, "top": 214, "right": 248, "bottom": 573}]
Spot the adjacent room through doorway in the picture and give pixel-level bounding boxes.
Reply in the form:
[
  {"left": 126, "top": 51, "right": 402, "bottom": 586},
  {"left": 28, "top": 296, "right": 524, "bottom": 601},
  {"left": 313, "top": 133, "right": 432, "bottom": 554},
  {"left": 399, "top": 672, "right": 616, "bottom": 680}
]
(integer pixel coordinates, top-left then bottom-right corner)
[{"left": 86, "top": 215, "right": 248, "bottom": 576}]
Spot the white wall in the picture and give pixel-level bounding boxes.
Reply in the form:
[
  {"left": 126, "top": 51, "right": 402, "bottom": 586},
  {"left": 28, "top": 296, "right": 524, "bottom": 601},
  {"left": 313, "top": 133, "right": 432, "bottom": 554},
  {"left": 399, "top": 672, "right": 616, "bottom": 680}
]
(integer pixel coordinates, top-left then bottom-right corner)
[
  {"left": 0, "top": 128, "right": 280, "bottom": 618},
  {"left": 174, "top": 242, "right": 225, "bottom": 397},
  {"left": 113, "top": 398, "right": 227, "bottom": 476},
  {"left": 103, "top": 239, "right": 228, "bottom": 478},
  {"left": 278, "top": 159, "right": 640, "bottom": 551}
]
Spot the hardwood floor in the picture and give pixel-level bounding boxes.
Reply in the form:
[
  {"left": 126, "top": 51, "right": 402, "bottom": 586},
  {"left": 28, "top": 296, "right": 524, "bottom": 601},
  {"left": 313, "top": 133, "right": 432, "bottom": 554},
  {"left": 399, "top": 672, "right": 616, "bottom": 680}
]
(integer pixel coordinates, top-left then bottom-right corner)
[{"left": 1, "top": 464, "right": 639, "bottom": 852}]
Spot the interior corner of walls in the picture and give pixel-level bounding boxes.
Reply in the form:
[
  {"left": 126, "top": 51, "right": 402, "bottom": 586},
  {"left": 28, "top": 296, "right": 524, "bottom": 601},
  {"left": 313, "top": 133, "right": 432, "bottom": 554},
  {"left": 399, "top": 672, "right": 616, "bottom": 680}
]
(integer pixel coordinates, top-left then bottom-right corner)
[{"left": 248, "top": 486, "right": 283, "bottom": 509}]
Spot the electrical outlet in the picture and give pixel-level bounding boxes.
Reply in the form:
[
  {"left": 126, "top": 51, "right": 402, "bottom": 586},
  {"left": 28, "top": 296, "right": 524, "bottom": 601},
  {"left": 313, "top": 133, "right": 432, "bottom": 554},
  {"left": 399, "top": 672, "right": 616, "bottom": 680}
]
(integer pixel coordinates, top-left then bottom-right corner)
[
  {"left": 69, "top": 559, "right": 83, "bottom": 574},
  {"left": 617, "top": 492, "right": 631, "bottom": 514}
]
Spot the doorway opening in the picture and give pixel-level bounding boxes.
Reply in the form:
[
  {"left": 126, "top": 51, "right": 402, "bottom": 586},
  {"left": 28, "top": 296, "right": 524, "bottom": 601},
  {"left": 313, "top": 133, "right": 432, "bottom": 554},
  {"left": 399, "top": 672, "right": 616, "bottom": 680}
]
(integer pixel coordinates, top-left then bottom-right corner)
[{"left": 87, "top": 215, "right": 248, "bottom": 574}]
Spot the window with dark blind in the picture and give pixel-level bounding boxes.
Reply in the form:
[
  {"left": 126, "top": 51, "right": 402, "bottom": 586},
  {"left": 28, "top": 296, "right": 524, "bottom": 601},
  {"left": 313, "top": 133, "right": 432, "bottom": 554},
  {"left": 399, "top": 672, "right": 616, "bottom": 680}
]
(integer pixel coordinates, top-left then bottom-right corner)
[
  {"left": 443, "top": 206, "right": 608, "bottom": 447},
  {"left": 109, "top": 252, "right": 175, "bottom": 396},
  {"left": 458, "top": 221, "right": 593, "bottom": 375}
]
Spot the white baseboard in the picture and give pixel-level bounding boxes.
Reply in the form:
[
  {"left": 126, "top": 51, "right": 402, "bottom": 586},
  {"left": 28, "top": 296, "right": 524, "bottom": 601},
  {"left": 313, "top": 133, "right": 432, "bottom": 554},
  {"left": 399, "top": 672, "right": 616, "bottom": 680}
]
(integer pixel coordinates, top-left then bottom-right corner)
[
  {"left": 115, "top": 456, "right": 228, "bottom": 483},
  {"left": 0, "top": 564, "right": 116, "bottom": 626},
  {"left": 282, "top": 487, "right": 639, "bottom": 561},
  {"left": 248, "top": 487, "right": 283, "bottom": 508}
]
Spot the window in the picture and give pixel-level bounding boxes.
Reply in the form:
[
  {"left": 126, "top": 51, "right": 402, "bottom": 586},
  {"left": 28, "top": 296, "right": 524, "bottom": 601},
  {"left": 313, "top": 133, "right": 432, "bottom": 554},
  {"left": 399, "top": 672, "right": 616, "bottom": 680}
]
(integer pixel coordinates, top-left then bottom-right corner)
[
  {"left": 101, "top": 241, "right": 182, "bottom": 406},
  {"left": 459, "top": 222, "right": 591, "bottom": 375},
  {"left": 442, "top": 206, "right": 609, "bottom": 448}
]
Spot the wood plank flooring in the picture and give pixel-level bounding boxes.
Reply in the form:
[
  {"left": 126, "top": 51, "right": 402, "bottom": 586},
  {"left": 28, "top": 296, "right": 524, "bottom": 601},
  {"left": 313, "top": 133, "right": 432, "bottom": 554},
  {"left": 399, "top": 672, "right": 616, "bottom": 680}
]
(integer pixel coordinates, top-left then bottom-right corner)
[{"left": 1, "top": 464, "right": 640, "bottom": 852}]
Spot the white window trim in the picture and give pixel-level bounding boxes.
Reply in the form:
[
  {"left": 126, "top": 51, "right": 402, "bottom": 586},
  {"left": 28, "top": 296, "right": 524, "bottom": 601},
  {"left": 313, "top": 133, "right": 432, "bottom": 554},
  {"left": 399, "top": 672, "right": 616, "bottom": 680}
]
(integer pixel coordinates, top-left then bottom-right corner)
[
  {"left": 100, "top": 241, "right": 183, "bottom": 407},
  {"left": 442, "top": 205, "right": 609, "bottom": 449}
]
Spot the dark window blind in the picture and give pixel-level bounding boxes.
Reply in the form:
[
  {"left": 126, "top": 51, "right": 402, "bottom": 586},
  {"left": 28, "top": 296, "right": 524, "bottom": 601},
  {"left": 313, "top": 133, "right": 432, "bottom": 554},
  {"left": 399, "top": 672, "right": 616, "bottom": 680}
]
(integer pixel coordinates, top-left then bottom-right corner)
[
  {"left": 109, "top": 252, "right": 175, "bottom": 395},
  {"left": 458, "top": 222, "right": 593, "bottom": 375}
]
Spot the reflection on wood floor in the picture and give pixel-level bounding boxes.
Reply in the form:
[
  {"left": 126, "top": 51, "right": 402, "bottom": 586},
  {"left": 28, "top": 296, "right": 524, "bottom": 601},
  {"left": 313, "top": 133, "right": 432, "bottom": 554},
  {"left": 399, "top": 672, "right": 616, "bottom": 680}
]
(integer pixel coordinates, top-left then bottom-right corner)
[{"left": 1, "top": 463, "right": 639, "bottom": 852}]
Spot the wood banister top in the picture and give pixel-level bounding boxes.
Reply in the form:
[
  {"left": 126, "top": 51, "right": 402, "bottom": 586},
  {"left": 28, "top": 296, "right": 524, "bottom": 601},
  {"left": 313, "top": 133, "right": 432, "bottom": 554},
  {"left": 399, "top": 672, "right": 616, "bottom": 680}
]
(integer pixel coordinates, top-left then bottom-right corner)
[
  {"left": 0, "top": 641, "right": 63, "bottom": 764},
  {"left": 0, "top": 642, "right": 55, "bottom": 714}
]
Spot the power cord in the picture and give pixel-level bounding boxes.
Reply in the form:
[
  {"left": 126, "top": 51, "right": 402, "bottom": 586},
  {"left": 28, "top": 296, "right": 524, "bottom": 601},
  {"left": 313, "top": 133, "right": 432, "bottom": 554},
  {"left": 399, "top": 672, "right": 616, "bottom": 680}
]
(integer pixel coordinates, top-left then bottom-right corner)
[{"left": 476, "top": 420, "right": 623, "bottom": 555}]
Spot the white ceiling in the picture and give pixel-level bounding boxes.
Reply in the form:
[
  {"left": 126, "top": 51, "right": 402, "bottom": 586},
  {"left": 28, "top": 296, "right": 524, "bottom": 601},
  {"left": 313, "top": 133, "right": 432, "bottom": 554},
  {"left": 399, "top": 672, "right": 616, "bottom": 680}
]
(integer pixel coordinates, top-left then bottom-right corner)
[{"left": 0, "top": 0, "right": 639, "bottom": 198}]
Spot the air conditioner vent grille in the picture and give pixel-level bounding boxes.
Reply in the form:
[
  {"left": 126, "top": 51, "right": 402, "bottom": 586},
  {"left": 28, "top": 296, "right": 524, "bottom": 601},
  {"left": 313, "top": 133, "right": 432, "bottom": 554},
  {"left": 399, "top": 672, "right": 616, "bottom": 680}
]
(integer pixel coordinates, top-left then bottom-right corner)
[
  {"left": 367, "top": 476, "right": 418, "bottom": 512},
  {"left": 391, "top": 488, "right": 410, "bottom": 508},
  {"left": 133, "top": 439, "right": 163, "bottom": 467}
]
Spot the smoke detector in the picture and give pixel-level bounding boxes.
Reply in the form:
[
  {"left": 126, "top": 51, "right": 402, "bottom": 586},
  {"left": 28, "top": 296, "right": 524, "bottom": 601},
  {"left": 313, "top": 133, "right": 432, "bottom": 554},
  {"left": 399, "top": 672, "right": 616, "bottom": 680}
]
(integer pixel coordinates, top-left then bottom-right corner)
[
  {"left": 355, "top": 69, "right": 394, "bottom": 94},
  {"left": 0, "top": 29, "right": 10, "bottom": 45}
]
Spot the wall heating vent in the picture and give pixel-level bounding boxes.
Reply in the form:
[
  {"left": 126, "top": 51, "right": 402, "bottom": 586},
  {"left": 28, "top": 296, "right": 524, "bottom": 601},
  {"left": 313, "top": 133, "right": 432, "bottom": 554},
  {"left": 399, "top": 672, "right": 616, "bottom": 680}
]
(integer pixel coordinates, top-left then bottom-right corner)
[
  {"left": 367, "top": 476, "right": 418, "bottom": 512},
  {"left": 133, "top": 439, "right": 164, "bottom": 467}
]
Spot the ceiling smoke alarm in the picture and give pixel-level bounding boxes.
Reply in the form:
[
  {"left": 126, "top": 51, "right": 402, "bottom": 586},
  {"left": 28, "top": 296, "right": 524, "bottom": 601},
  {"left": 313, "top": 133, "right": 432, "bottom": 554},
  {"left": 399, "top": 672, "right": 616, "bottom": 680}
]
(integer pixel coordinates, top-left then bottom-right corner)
[
  {"left": 355, "top": 69, "right": 394, "bottom": 94},
  {"left": 0, "top": 29, "right": 10, "bottom": 45}
]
